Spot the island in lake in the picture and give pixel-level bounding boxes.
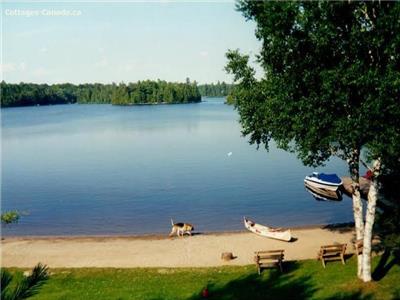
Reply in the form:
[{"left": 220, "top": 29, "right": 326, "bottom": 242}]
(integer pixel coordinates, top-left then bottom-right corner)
[{"left": 0, "top": 80, "right": 235, "bottom": 108}]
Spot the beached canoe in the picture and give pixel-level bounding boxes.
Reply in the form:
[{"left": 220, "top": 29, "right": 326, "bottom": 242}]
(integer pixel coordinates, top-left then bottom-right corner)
[{"left": 244, "top": 217, "right": 291, "bottom": 242}]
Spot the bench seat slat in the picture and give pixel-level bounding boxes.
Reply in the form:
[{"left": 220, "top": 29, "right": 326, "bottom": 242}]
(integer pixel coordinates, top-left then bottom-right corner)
[
  {"left": 257, "top": 254, "right": 284, "bottom": 259},
  {"left": 256, "top": 250, "right": 284, "bottom": 254},
  {"left": 322, "top": 249, "right": 343, "bottom": 253},
  {"left": 258, "top": 259, "right": 282, "bottom": 263},
  {"left": 321, "top": 244, "right": 345, "bottom": 248}
]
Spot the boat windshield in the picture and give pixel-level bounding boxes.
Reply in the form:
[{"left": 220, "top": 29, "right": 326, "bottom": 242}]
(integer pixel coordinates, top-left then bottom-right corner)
[{"left": 318, "top": 173, "right": 341, "bottom": 184}]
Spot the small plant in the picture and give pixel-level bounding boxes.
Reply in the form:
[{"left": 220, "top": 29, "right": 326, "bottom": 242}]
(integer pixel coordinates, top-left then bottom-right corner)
[
  {"left": 1, "top": 263, "right": 49, "bottom": 300},
  {"left": 1, "top": 210, "right": 20, "bottom": 225}
]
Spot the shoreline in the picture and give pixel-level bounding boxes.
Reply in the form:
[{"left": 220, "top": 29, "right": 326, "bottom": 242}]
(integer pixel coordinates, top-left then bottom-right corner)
[
  {"left": 2, "top": 224, "right": 356, "bottom": 268},
  {"left": 1, "top": 222, "right": 355, "bottom": 241}
]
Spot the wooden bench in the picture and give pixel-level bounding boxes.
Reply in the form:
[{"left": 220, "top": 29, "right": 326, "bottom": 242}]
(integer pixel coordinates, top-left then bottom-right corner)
[
  {"left": 317, "top": 244, "right": 347, "bottom": 268},
  {"left": 355, "top": 240, "right": 363, "bottom": 256},
  {"left": 254, "top": 250, "right": 284, "bottom": 274}
]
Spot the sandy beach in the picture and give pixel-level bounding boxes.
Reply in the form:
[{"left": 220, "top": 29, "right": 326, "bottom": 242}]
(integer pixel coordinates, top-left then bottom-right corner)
[{"left": 1, "top": 226, "right": 355, "bottom": 268}]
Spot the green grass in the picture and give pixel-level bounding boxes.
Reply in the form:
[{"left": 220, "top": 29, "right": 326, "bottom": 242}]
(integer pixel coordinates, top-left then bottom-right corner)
[{"left": 5, "top": 256, "right": 400, "bottom": 300}]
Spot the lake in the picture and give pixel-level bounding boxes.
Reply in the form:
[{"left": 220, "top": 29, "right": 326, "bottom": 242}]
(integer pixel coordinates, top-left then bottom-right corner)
[{"left": 1, "top": 98, "right": 354, "bottom": 236}]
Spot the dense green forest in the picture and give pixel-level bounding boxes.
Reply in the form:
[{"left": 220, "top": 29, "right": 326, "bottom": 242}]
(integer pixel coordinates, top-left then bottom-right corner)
[
  {"left": 0, "top": 80, "right": 202, "bottom": 107},
  {"left": 0, "top": 80, "right": 235, "bottom": 108},
  {"left": 197, "top": 81, "right": 234, "bottom": 97}
]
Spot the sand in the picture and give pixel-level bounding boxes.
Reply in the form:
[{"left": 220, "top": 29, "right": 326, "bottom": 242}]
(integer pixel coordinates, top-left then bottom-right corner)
[{"left": 1, "top": 227, "right": 355, "bottom": 268}]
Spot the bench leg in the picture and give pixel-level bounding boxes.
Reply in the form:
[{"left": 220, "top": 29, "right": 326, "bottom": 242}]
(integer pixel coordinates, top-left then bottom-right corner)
[
  {"left": 321, "top": 258, "right": 326, "bottom": 268},
  {"left": 278, "top": 261, "right": 283, "bottom": 272},
  {"left": 341, "top": 254, "right": 346, "bottom": 265}
]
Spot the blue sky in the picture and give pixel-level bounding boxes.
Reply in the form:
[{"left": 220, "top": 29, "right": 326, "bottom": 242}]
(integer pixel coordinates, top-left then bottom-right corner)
[{"left": 2, "top": 1, "right": 262, "bottom": 84}]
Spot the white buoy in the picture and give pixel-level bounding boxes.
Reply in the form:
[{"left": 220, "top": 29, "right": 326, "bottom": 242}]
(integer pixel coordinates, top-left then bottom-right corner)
[{"left": 227, "top": 152, "right": 233, "bottom": 156}]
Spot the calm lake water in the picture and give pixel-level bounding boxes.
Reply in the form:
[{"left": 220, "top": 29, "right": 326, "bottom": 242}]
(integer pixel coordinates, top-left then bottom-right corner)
[{"left": 1, "top": 98, "right": 354, "bottom": 236}]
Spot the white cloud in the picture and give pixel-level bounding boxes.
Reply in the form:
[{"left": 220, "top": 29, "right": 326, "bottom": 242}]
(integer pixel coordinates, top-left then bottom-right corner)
[
  {"left": 32, "top": 67, "right": 50, "bottom": 77},
  {"left": 16, "top": 28, "right": 54, "bottom": 38},
  {"left": 19, "top": 62, "right": 27, "bottom": 71},
  {"left": 94, "top": 57, "right": 108, "bottom": 68},
  {"left": 118, "top": 62, "right": 136, "bottom": 73},
  {"left": 0, "top": 63, "right": 16, "bottom": 73},
  {"left": 0, "top": 62, "right": 27, "bottom": 73},
  {"left": 40, "top": 47, "right": 48, "bottom": 53},
  {"left": 122, "top": 65, "right": 133, "bottom": 72},
  {"left": 199, "top": 51, "right": 209, "bottom": 57}
]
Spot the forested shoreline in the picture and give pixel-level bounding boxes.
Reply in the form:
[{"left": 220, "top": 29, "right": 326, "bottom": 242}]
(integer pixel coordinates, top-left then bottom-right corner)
[
  {"left": 0, "top": 80, "right": 234, "bottom": 108},
  {"left": 197, "top": 82, "right": 234, "bottom": 97}
]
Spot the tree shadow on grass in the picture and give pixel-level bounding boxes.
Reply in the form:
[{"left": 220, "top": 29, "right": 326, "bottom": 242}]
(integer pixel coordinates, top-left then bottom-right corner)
[
  {"left": 324, "top": 290, "right": 373, "bottom": 300},
  {"left": 187, "top": 262, "right": 316, "bottom": 300},
  {"left": 372, "top": 249, "right": 400, "bottom": 281},
  {"left": 391, "top": 289, "right": 400, "bottom": 300},
  {"left": 186, "top": 261, "right": 376, "bottom": 300}
]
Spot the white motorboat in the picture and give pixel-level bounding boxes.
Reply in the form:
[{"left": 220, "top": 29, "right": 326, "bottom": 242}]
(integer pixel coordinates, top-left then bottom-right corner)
[{"left": 304, "top": 172, "right": 343, "bottom": 191}]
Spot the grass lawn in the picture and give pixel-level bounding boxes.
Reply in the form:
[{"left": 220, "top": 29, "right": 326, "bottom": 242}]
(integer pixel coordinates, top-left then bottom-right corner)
[{"left": 5, "top": 255, "right": 400, "bottom": 300}]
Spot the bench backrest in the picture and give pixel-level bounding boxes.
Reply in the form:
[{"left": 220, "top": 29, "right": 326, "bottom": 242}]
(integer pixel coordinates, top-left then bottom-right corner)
[
  {"left": 355, "top": 240, "right": 363, "bottom": 255},
  {"left": 320, "top": 244, "right": 346, "bottom": 255},
  {"left": 255, "top": 250, "right": 284, "bottom": 263}
]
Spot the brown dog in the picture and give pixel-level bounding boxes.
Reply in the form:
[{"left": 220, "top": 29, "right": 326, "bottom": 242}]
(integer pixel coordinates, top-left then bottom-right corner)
[{"left": 169, "top": 219, "right": 194, "bottom": 237}]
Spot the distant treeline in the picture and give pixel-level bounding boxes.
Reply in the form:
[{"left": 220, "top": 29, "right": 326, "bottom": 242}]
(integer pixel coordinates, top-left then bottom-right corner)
[
  {"left": 0, "top": 80, "right": 202, "bottom": 107},
  {"left": 0, "top": 80, "right": 236, "bottom": 108},
  {"left": 197, "top": 82, "right": 234, "bottom": 97}
]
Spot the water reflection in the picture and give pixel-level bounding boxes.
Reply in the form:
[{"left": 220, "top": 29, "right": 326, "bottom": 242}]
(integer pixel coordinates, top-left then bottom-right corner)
[
  {"left": 1, "top": 99, "right": 354, "bottom": 236},
  {"left": 304, "top": 182, "right": 343, "bottom": 201}
]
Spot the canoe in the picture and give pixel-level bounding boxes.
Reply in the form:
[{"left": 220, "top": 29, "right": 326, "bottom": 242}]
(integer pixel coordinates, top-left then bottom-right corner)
[
  {"left": 304, "top": 172, "right": 342, "bottom": 191},
  {"left": 244, "top": 217, "right": 291, "bottom": 242}
]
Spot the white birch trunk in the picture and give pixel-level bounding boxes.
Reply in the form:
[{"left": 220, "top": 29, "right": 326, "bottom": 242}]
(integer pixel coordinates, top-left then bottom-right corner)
[
  {"left": 352, "top": 187, "right": 364, "bottom": 278},
  {"left": 349, "top": 148, "right": 364, "bottom": 278},
  {"left": 361, "top": 159, "right": 381, "bottom": 282}
]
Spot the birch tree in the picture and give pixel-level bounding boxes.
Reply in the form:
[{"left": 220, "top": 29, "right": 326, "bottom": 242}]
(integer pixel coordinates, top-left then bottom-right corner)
[
  {"left": 362, "top": 121, "right": 400, "bottom": 281},
  {"left": 226, "top": 1, "right": 400, "bottom": 282}
]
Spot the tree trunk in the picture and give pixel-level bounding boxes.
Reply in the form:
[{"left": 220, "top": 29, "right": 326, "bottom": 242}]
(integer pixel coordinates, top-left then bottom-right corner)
[
  {"left": 349, "top": 148, "right": 364, "bottom": 278},
  {"left": 353, "top": 188, "right": 364, "bottom": 278},
  {"left": 361, "top": 159, "right": 381, "bottom": 282}
]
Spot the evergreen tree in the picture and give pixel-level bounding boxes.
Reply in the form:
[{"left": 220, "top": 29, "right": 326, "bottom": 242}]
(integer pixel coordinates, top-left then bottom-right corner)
[{"left": 1, "top": 80, "right": 202, "bottom": 107}]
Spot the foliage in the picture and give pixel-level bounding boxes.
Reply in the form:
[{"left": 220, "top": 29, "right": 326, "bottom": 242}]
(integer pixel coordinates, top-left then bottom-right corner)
[
  {"left": 375, "top": 171, "right": 400, "bottom": 253},
  {"left": 225, "top": 1, "right": 400, "bottom": 281},
  {"left": 1, "top": 269, "right": 13, "bottom": 297},
  {"left": 0, "top": 80, "right": 202, "bottom": 107},
  {"left": 1, "top": 263, "right": 49, "bottom": 300},
  {"left": 1, "top": 211, "right": 20, "bottom": 225},
  {"left": 4, "top": 256, "right": 397, "bottom": 300},
  {"left": 0, "top": 80, "right": 238, "bottom": 107},
  {"left": 197, "top": 81, "right": 235, "bottom": 98},
  {"left": 370, "top": 108, "right": 400, "bottom": 253},
  {"left": 226, "top": 1, "right": 400, "bottom": 167},
  {"left": 225, "top": 93, "right": 237, "bottom": 105}
]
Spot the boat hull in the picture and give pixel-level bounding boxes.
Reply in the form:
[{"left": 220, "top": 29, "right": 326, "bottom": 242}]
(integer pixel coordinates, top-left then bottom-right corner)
[
  {"left": 244, "top": 218, "right": 291, "bottom": 242},
  {"left": 304, "top": 182, "right": 342, "bottom": 201},
  {"left": 304, "top": 178, "right": 341, "bottom": 191}
]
